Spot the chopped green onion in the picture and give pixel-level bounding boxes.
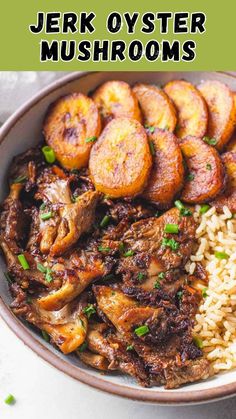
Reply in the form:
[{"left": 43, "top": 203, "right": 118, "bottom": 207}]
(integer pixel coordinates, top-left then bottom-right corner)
[
  {"left": 40, "top": 211, "right": 52, "bottom": 221},
  {"left": 187, "top": 173, "right": 195, "bottom": 181},
  {"left": 42, "top": 146, "right": 56, "bottom": 164},
  {"left": 98, "top": 245, "right": 111, "bottom": 253},
  {"left": 85, "top": 136, "right": 97, "bottom": 143},
  {"left": 158, "top": 272, "right": 165, "bottom": 279},
  {"left": 83, "top": 304, "right": 96, "bottom": 319},
  {"left": 177, "top": 290, "right": 183, "bottom": 300},
  {"left": 78, "top": 342, "right": 88, "bottom": 352},
  {"left": 71, "top": 195, "right": 78, "bottom": 203},
  {"left": 103, "top": 273, "right": 115, "bottom": 281},
  {"left": 123, "top": 250, "right": 134, "bottom": 257},
  {"left": 42, "top": 330, "right": 50, "bottom": 342},
  {"left": 4, "top": 272, "right": 13, "bottom": 283},
  {"left": 18, "top": 254, "right": 30, "bottom": 270},
  {"left": 104, "top": 194, "right": 111, "bottom": 200},
  {"left": 137, "top": 272, "right": 146, "bottom": 282},
  {"left": 4, "top": 394, "right": 15, "bottom": 405},
  {"left": 164, "top": 223, "right": 179, "bottom": 234},
  {"left": 162, "top": 237, "right": 179, "bottom": 251},
  {"left": 154, "top": 211, "right": 159, "bottom": 217},
  {"left": 134, "top": 325, "right": 149, "bottom": 337},
  {"left": 174, "top": 200, "right": 192, "bottom": 216},
  {"left": 215, "top": 251, "right": 229, "bottom": 260},
  {"left": 37, "top": 263, "right": 47, "bottom": 273},
  {"left": 154, "top": 280, "right": 161, "bottom": 289},
  {"left": 12, "top": 175, "right": 27, "bottom": 184},
  {"left": 202, "top": 287, "right": 208, "bottom": 298},
  {"left": 203, "top": 136, "right": 217, "bottom": 146},
  {"left": 175, "top": 200, "right": 185, "bottom": 211},
  {"left": 145, "top": 125, "right": 155, "bottom": 133},
  {"left": 45, "top": 268, "right": 53, "bottom": 283},
  {"left": 149, "top": 140, "right": 155, "bottom": 156},
  {"left": 206, "top": 163, "right": 212, "bottom": 170},
  {"left": 100, "top": 215, "right": 110, "bottom": 228},
  {"left": 199, "top": 204, "right": 210, "bottom": 214},
  {"left": 39, "top": 202, "right": 46, "bottom": 211},
  {"left": 126, "top": 345, "right": 134, "bottom": 351},
  {"left": 193, "top": 336, "right": 203, "bottom": 349}
]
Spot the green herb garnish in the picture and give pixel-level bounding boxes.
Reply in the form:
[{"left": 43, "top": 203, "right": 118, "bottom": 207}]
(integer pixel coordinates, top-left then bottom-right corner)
[
  {"left": 193, "top": 336, "right": 203, "bottom": 349},
  {"left": 137, "top": 272, "right": 146, "bottom": 282},
  {"left": 206, "top": 163, "right": 212, "bottom": 170},
  {"left": 149, "top": 140, "right": 155, "bottom": 156},
  {"left": 199, "top": 204, "right": 210, "bottom": 214},
  {"left": 42, "top": 146, "right": 56, "bottom": 163},
  {"left": 42, "top": 330, "right": 50, "bottom": 342},
  {"left": 85, "top": 136, "right": 97, "bottom": 143},
  {"left": 177, "top": 290, "right": 183, "bottom": 301},
  {"left": 18, "top": 254, "right": 30, "bottom": 270},
  {"left": 126, "top": 345, "right": 134, "bottom": 351},
  {"left": 4, "top": 272, "right": 13, "bottom": 283},
  {"left": 98, "top": 245, "right": 111, "bottom": 253},
  {"left": 123, "top": 250, "right": 134, "bottom": 257},
  {"left": 45, "top": 268, "right": 53, "bottom": 283},
  {"left": 103, "top": 273, "right": 115, "bottom": 281},
  {"left": 37, "top": 263, "right": 47, "bottom": 273},
  {"left": 174, "top": 200, "right": 192, "bottom": 216},
  {"left": 4, "top": 394, "right": 16, "bottom": 405},
  {"left": 158, "top": 272, "right": 165, "bottom": 279},
  {"left": 203, "top": 136, "right": 217, "bottom": 146},
  {"left": 154, "top": 280, "right": 161, "bottom": 289},
  {"left": 161, "top": 237, "right": 179, "bottom": 251},
  {"left": 12, "top": 175, "right": 27, "bottom": 184},
  {"left": 202, "top": 287, "right": 208, "bottom": 298},
  {"left": 187, "top": 173, "right": 195, "bottom": 181},
  {"left": 145, "top": 125, "right": 155, "bottom": 133},
  {"left": 100, "top": 215, "right": 110, "bottom": 228},
  {"left": 83, "top": 304, "right": 96, "bottom": 319},
  {"left": 40, "top": 211, "right": 53, "bottom": 221},
  {"left": 215, "top": 251, "right": 229, "bottom": 260},
  {"left": 78, "top": 342, "right": 88, "bottom": 352},
  {"left": 39, "top": 202, "right": 46, "bottom": 211},
  {"left": 164, "top": 223, "right": 179, "bottom": 234}
]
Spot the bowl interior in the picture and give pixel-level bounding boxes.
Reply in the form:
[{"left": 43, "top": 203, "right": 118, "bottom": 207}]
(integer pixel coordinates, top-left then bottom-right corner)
[{"left": 1, "top": 71, "right": 236, "bottom": 404}]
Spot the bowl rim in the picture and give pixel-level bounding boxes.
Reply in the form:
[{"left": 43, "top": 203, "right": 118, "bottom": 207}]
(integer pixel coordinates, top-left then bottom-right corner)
[{"left": 1, "top": 70, "right": 236, "bottom": 405}]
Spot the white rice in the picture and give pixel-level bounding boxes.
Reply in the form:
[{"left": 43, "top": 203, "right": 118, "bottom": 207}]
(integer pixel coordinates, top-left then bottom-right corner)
[{"left": 186, "top": 205, "right": 236, "bottom": 374}]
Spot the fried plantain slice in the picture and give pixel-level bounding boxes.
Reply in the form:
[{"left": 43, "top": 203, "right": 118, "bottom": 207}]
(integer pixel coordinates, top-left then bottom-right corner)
[
  {"left": 198, "top": 80, "right": 236, "bottom": 151},
  {"left": 23, "top": 300, "right": 88, "bottom": 354},
  {"left": 211, "top": 152, "right": 236, "bottom": 213},
  {"left": 43, "top": 93, "right": 101, "bottom": 170},
  {"left": 89, "top": 117, "right": 152, "bottom": 198},
  {"left": 227, "top": 132, "right": 236, "bottom": 152},
  {"left": 92, "top": 80, "right": 142, "bottom": 126},
  {"left": 133, "top": 83, "right": 177, "bottom": 132},
  {"left": 163, "top": 80, "right": 208, "bottom": 139},
  {"left": 77, "top": 351, "right": 110, "bottom": 371},
  {"left": 180, "top": 136, "right": 225, "bottom": 204},
  {"left": 142, "top": 129, "right": 184, "bottom": 208}
]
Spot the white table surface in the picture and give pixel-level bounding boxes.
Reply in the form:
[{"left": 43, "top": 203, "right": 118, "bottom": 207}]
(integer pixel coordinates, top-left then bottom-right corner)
[{"left": 0, "top": 72, "right": 236, "bottom": 419}]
